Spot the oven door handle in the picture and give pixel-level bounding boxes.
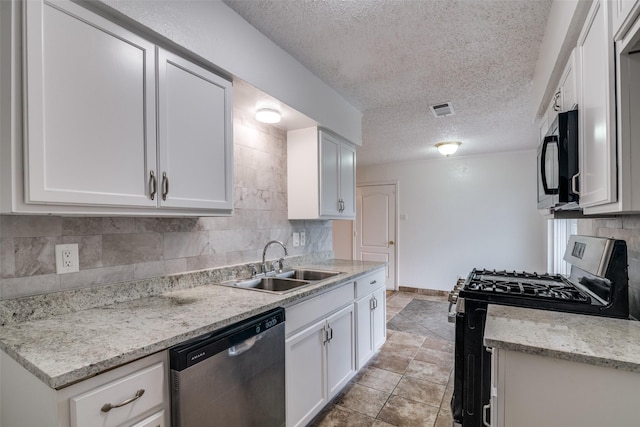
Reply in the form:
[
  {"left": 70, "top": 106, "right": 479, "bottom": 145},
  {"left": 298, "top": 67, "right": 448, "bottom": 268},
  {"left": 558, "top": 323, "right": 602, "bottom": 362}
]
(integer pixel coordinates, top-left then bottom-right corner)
[
  {"left": 447, "top": 302, "right": 456, "bottom": 323},
  {"left": 483, "top": 402, "right": 492, "bottom": 427}
]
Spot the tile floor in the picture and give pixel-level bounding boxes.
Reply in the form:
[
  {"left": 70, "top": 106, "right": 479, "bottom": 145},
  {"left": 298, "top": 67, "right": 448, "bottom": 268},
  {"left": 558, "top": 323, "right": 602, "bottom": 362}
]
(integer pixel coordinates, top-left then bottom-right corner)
[{"left": 309, "top": 292, "right": 455, "bottom": 427}]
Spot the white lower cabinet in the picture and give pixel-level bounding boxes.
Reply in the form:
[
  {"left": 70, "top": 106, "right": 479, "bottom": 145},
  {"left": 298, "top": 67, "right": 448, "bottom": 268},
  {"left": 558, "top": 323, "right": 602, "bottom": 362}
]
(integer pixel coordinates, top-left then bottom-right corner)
[
  {"left": 490, "top": 348, "right": 640, "bottom": 427},
  {"left": 355, "top": 270, "right": 386, "bottom": 369},
  {"left": 0, "top": 350, "right": 168, "bottom": 427},
  {"left": 130, "top": 411, "right": 165, "bottom": 427},
  {"left": 285, "top": 282, "right": 356, "bottom": 427}
]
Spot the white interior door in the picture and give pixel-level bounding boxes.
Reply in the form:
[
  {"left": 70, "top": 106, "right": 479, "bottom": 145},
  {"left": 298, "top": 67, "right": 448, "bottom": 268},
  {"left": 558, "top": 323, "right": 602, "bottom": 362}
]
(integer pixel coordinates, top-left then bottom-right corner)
[{"left": 355, "top": 184, "right": 397, "bottom": 290}]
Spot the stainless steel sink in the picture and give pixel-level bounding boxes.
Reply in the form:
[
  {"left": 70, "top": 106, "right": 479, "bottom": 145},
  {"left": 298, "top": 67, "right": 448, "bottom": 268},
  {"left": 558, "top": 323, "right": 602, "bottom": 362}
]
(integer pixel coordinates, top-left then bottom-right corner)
[
  {"left": 218, "top": 269, "right": 341, "bottom": 294},
  {"left": 238, "top": 277, "right": 311, "bottom": 292},
  {"left": 276, "top": 269, "right": 341, "bottom": 281}
]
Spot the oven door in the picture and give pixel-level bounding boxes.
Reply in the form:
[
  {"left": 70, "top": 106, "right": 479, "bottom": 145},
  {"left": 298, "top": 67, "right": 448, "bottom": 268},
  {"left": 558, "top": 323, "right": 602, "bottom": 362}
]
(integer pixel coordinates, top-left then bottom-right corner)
[{"left": 452, "top": 298, "right": 492, "bottom": 427}]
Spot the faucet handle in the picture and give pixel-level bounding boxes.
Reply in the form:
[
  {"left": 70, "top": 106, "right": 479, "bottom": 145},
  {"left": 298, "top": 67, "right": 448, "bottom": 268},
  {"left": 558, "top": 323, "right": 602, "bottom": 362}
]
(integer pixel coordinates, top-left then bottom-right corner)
[
  {"left": 276, "top": 257, "right": 285, "bottom": 272},
  {"left": 248, "top": 263, "right": 258, "bottom": 277}
]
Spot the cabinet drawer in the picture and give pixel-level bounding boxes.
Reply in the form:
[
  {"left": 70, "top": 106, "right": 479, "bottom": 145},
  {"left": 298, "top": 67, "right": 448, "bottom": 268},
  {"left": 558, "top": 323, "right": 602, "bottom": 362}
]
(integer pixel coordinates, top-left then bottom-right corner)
[
  {"left": 70, "top": 362, "right": 164, "bottom": 427},
  {"left": 355, "top": 270, "right": 385, "bottom": 299},
  {"left": 286, "top": 282, "right": 354, "bottom": 336},
  {"left": 130, "top": 410, "right": 165, "bottom": 427}
]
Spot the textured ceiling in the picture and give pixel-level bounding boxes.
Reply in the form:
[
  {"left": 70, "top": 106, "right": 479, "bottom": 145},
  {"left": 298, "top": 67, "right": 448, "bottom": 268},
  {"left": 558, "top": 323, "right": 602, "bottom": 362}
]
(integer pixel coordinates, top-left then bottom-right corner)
[{"left": 223, "top": 0, "right": 552, "bottom": 166}]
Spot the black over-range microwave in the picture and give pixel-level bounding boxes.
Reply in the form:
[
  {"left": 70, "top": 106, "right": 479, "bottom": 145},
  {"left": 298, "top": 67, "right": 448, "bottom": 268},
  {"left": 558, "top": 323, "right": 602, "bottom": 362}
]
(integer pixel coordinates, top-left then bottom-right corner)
[{"left": 537, "top": 110, "right": 579, "bottom": 209}]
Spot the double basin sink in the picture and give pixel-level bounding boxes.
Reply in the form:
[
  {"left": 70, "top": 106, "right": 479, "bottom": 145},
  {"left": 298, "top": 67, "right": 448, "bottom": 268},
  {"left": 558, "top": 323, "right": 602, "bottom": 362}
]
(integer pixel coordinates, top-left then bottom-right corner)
[{"left": 219, "top": 269, "right": 341, "bottom": 294}]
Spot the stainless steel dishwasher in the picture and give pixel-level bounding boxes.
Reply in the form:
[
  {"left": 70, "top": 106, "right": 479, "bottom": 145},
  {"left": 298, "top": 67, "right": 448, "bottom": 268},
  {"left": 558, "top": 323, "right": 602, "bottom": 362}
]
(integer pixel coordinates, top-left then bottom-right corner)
[{"left": 170, "top": 308, "right": 285, "bottom": 427}]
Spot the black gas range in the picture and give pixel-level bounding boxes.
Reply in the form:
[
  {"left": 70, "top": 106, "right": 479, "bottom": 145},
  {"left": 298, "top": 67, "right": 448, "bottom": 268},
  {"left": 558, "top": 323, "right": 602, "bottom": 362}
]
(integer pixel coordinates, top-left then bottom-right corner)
[{"left": 449, "top": 235, "right": 629, "bottom": 427}]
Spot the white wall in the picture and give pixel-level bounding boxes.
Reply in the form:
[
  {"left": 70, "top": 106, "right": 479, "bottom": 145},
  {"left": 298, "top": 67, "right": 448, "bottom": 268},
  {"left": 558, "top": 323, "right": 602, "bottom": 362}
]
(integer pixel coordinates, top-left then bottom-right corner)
[{"left": 358, "top": 150, "right": 546, "bottom": 291}]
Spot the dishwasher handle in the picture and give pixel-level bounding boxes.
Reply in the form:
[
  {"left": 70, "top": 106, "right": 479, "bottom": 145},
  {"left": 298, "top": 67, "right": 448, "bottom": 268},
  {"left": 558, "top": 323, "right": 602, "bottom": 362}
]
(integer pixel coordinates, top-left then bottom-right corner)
[{"left": 228, "top": 334, "right": 264, "bottom": 357}]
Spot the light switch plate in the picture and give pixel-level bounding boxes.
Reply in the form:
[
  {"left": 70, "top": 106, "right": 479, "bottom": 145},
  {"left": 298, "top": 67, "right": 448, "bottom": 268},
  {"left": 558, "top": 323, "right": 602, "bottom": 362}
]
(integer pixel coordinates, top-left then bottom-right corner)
[{"left": 300, "top": 231, "right": 306, "bottom": 246}]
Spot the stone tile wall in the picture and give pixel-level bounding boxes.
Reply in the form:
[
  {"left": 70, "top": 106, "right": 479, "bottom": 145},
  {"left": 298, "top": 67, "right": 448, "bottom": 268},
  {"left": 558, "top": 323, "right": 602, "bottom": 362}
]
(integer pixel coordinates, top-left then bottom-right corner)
[
  {"left": 578, "top": 216, "right": 640, "bottom": 319},
  {"left": 0, "top": 110, "right": 332, "bottom": 300}
]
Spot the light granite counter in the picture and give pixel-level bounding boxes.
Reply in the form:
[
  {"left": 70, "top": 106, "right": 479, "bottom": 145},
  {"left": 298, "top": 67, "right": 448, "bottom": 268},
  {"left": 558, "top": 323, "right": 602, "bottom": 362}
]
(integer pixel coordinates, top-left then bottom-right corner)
[
  {"left": 484, "top": 304, "right": 640, "bottom": 372},
  {"left": 0, "top": 259, "right": 384, "bottom": 390}
]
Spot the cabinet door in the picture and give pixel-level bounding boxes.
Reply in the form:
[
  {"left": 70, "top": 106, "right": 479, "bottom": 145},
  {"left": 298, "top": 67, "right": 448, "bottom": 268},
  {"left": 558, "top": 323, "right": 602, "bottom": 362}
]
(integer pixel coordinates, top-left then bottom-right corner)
[
  {"left": 286, "top": 319, "right": 327, "bottom": 427},
  {"left": 339, "top": 143, "right": 356, "bottom": 218},
  {"left": 559, "top": 51, "right": 576, "bottom": 112},
  {"left": 319, "top": 131, "right": 341, "bottom": 217},
  {"left": 355, "top": 296, "right": 374, "bottom": 369},
  {"left": 326, "top": 304, "right": 356, "bottom": 399},
  {"left": 157, "top": 48, "right": 233, "bottom": 211},
  {"left": 372, "top": 287, "right": 387, "bottom": 352},
  {"left": 577, "top": 0, "right": 617, "bottom": 207},
  {"left": 24, "top": 0, "right": 157, "bottom": 207},
  {"left": 612, "top": 0, "right": 639, "bottom": 35}
]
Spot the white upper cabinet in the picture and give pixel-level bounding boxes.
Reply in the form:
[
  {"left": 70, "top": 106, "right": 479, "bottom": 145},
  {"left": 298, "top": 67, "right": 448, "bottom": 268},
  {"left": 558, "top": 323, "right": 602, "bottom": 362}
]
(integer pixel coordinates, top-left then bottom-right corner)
[
  {"left": 23, "top": 0, "right": 157, "bottom": 208},
  {"left": 538, "top": 50, "right": 576, "bottom": 145},
  {"left": 577, "top": 0, "right": 617, "bottom": 208},
  {"left": 288, "top": 127, "right": 356, "bottom": 220},
  {"left": 559, "top": 49, "right": 577, "bottom": 113},
  {"left": 612, "top": 0, "right": 640, "bottom": 36},
  {"left": 157, "top": 49, "right": 233, "bottom": 211},
  {"left": 4, "top": 0, "right": 233, "bottom": 216}
]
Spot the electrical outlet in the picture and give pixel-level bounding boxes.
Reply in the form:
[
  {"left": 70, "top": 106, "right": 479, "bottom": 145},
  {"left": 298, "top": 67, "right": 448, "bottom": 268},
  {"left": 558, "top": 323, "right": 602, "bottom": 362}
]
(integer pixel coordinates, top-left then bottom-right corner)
[
  {"left": 55, "top": 244, "right": 79, "bottom": 274},
  {"left": 300, "top": 231, "right": 306, "bottom": 246},
  {"left": 293, "top": 232, "right": 300, "bottom": 247}
]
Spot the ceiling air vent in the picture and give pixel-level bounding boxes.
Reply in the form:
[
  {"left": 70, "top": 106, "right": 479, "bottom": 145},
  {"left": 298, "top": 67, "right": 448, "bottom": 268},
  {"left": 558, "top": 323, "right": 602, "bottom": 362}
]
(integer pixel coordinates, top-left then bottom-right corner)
[{"left": 429, "top": 102, "right": 455, "bottom": 118}]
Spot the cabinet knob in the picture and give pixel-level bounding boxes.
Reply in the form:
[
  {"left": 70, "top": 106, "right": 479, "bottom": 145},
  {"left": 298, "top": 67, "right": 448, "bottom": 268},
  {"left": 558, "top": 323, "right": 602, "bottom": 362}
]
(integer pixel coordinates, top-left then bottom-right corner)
[{"left": 389, "top": 241, "right": 394, "bottom": 246}]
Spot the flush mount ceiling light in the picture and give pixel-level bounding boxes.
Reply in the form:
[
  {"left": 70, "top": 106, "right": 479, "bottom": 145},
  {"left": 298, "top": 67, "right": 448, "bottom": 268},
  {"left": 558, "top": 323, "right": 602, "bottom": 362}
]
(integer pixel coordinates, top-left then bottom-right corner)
[
  {"left": 255, "top": 108, "right": 281, "bottom": 124},
  {"left": 435, "top": 141, "right": 461, "bottom": 156}
]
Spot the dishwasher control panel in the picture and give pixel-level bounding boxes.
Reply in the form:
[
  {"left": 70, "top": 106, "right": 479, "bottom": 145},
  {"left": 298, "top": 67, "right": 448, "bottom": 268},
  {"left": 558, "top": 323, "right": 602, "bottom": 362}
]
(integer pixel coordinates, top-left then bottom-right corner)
[{"left": 170, "top": 308, "right": 285, "bottom": 371}]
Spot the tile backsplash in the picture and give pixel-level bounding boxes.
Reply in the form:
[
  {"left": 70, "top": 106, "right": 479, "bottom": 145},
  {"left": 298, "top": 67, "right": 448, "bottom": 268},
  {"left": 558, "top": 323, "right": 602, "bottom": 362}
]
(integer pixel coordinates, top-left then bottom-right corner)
[
  {"left": 578, "top": 216, "right": 640, "bottom": 319},
  {"left": 0, "top": 110, "right": 331, "bottom": 300}
]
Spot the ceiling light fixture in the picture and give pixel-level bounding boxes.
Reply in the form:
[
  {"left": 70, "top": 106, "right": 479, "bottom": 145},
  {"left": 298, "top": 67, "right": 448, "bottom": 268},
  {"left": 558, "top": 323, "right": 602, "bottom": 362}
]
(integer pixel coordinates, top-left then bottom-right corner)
[
  {"left": 255, "top": 108, "right": 281, "bottom": 124},
  {"left": 435, "top": 141, "right": 461, "bottom": 156}
]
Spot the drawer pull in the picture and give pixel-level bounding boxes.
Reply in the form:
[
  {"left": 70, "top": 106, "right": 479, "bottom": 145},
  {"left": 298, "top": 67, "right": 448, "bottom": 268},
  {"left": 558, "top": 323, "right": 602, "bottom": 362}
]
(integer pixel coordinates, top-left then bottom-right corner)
[
  {"left": 370, "top": 280, "right": 377, "bottom": 285},
  {"left": 100, "top": 389, "right": 145, "bottom": 413}
]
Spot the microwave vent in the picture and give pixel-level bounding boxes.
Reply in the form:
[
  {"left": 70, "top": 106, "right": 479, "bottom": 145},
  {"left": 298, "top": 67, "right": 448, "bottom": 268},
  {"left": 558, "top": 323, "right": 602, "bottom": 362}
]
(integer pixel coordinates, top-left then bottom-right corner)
[{"left": 430, "top": 102, "right": 455, "bottom": 118}]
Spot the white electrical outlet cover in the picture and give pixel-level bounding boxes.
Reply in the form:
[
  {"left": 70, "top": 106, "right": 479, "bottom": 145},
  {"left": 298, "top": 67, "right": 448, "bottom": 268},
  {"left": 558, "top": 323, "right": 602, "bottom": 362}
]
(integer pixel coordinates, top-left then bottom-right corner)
[
  {"left": 300, "top": 231, "right": 306, "bottom": 246},
  {"left": 55, "top": 243, "right": 79, "bottom": 274},
  {"left": 293, "top": 232, "right": 300, "bottom": 247}
]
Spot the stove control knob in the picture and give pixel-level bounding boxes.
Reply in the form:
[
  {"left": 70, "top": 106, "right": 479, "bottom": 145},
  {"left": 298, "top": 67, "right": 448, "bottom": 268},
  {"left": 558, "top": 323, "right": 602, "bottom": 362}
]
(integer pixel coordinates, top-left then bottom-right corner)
[{"left": 448, "top": 292, "right": 458, "bottom": 304}]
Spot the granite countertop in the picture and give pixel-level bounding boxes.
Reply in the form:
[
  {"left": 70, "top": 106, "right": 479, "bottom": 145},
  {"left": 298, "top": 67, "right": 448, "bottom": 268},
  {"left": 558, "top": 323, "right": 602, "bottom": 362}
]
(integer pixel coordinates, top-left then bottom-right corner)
[
  {"left": 484, "top": 304, "right": 640, "bottom": 373},
  {"left": 0, "top": 259, "right": 384, "bottom": 390}
]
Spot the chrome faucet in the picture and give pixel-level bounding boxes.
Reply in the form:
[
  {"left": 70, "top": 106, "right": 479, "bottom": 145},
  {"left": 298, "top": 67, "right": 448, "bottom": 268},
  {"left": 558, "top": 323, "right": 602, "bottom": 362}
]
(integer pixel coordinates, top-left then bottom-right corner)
[{"left": 262, "top": 240, "right": 288, "bottom": 275}]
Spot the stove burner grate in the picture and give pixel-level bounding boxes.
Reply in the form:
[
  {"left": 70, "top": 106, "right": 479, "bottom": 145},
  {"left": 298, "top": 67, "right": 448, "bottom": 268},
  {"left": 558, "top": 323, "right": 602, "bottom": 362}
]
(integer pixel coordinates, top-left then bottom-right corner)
[{"left": 466, "top": 269, "right": 591, "bottom": 303}]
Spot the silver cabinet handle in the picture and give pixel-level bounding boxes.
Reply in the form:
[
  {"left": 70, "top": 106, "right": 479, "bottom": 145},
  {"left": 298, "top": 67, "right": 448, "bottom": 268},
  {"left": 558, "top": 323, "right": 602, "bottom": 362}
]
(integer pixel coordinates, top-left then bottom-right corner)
[
  {"left": 149, "top": 171, "right": 157, "bottom": 200},
  {"left": 482, "top": 402, "right": 491, "bottom": 427},
  {"left": 162, "top": 172, "right": 169, "bottom": 201},
  {"left": 553, "top": 91, "right": 561, "bottom": 111},
  {"left": 328, "top": 326, "right": 333, "bottom": 342},
  {"left": 101, "top": 389, "right": 145, "bottom": 412},
  {"left": 370, "top": 297, "right": 375, "bottom": 310},
  {"left": 571, "top": 172, "right": 580, "bottom": 196}
]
